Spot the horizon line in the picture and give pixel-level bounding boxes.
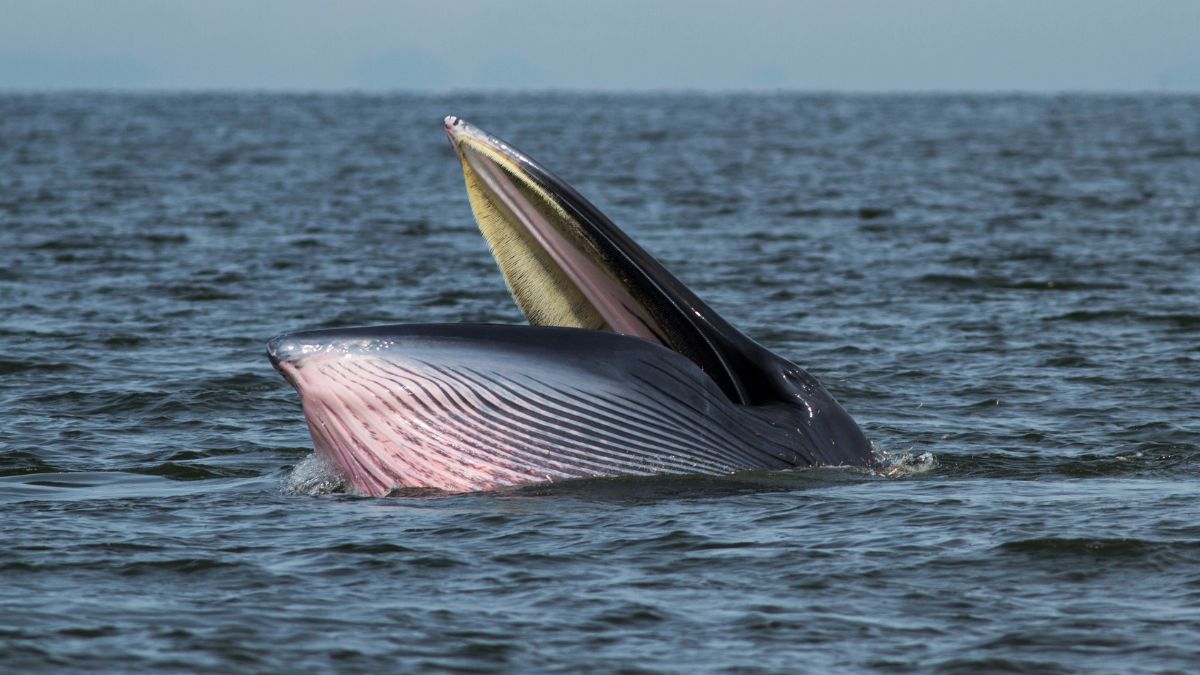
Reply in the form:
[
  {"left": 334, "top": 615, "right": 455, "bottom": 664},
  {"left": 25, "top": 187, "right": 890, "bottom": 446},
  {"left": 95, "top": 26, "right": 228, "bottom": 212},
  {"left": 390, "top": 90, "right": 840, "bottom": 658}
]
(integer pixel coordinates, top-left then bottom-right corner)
[{"left": 2, "top": 86, "right": 1199, "bottom": 96}]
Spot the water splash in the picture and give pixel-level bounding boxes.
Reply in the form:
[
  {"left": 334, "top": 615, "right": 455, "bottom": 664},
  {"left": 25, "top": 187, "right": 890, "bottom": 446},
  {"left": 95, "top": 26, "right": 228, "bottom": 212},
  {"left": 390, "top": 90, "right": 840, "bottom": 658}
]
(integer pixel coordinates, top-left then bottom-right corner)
[
  {"left": 283, "top": 453, "right": 347, "bottom": 496},
  {"left": 873, "top": 447, "right": 938, "bottom": 477}
]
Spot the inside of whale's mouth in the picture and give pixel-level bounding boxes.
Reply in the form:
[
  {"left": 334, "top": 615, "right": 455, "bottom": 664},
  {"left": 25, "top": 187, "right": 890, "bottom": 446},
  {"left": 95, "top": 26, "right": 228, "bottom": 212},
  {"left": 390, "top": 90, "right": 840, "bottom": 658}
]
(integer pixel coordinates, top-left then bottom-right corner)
[{"left": 454, "top": 138, "right": 674, "bottom": 351}]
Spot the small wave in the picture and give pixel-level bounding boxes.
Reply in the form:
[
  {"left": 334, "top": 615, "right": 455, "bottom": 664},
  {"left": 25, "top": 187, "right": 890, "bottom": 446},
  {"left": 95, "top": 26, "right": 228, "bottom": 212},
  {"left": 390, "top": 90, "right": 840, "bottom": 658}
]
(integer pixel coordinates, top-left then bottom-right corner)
[
  {"left": 166, "top": 284, "right": 238, "bottom": 302},
  {"left": 129, "top": 462, "right": 257, "bottom": 481},
  {"left": 872, "top": 447, "right": 938, "bottom": 477},
  {"left": 1146, "top": 313, "right": 1200, "bottom": 330},
  {"left": 857, "top": 206, "right": 893, "bottom": 219},
  {"left": 919, "top": 273, "right": 1124, "bottom": 292},
  {"left": 778, "top": 206, "right": 894, "bottom": 220},
  {"left": 1043, "top": 309, "right": 1135, "bottom": 323},
  {"left": 117, "top": 558, "right": 256, "bottom": 576},
  {"left": 283, "top": 453, "right": 346, "bottom": 496},
  {"left": 997, "top": 537, "right": 1200, "bottom": 563},
  {"left": 198, "top": 371, "right": 279, "bottom": 392},
  {"left": 0, "top": 451, "right": 57, "bottom": 478},
  {"left": 0, "top": 358, "right": 76, "bottom": 375}
]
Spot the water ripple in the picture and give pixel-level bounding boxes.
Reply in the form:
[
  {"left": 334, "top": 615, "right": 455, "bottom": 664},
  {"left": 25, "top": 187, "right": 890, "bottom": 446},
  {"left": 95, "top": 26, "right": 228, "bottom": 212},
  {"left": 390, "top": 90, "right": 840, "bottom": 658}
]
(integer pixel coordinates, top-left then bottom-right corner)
[{"left": 2, "top": 91, "right": 1199, "bottom": 672}]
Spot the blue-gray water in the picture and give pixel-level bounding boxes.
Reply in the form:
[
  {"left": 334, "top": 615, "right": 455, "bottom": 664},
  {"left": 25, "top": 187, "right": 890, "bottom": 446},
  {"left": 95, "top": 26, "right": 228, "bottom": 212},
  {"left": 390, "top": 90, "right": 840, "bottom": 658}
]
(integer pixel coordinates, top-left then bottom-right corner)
[{"left": 2, "top": 92, "right": 1198, "bottom": 672}]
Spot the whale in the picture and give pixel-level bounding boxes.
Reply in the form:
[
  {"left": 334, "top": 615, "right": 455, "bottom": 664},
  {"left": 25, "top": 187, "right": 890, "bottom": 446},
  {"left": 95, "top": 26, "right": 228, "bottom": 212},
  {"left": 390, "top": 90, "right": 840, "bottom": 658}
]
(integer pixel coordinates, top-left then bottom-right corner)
[{"left": 267, "top": 116, "right": 873, "bottom": 496}]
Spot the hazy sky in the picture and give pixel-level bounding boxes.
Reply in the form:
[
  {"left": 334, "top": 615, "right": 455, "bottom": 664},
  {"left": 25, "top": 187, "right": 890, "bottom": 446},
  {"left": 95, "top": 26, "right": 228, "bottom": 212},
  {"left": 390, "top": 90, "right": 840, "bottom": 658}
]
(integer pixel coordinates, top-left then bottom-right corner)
[{"left": 1, "top": 0, "right": 1198, "bottom": 91}]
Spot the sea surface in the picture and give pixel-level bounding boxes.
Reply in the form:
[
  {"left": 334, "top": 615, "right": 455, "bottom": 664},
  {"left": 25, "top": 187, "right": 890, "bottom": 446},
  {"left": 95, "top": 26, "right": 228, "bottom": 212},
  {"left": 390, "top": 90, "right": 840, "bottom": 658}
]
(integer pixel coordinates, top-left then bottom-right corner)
[{"left": 2, "top": 92, "right": 1198, "bottom": 672}]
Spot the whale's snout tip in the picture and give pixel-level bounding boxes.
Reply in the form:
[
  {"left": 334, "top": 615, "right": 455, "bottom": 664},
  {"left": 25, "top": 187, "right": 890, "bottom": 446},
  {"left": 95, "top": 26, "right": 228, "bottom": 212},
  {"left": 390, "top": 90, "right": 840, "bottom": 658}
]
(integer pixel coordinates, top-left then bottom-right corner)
[
  {"left": 444, "top": 115, "right": 465, "bottom": 140},
  {"left": 267, "top": 334, "right": 308, "bottom": 389},
  {"left": 266, "top": 334, "right": 298, "bottom": 369}
]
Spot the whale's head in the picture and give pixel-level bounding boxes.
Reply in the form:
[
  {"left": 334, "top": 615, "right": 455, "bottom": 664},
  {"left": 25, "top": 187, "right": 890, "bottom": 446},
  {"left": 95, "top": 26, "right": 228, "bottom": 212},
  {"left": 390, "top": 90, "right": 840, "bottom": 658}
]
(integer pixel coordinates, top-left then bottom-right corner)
[{"left": 267, "top": 117, "right": 873, "bottom": 495}]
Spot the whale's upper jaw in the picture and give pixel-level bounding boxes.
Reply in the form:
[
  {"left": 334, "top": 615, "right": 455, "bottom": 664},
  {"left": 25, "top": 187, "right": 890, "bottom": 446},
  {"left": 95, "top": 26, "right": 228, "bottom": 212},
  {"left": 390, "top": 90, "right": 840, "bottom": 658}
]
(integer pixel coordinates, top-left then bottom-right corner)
[
  {"left": 442, "top": 116, "right": 671, "bottom": 346},
  {"left": 443, "top": 115, "right": 779, "bottom": 406}
]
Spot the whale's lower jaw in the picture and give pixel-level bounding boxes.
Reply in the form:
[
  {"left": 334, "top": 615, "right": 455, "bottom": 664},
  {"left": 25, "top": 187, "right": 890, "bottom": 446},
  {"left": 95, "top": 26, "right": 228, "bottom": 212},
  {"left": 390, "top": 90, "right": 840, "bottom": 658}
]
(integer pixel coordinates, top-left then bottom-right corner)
[{"left": 269, "top": 324, "right": 815, "bottom": 496}]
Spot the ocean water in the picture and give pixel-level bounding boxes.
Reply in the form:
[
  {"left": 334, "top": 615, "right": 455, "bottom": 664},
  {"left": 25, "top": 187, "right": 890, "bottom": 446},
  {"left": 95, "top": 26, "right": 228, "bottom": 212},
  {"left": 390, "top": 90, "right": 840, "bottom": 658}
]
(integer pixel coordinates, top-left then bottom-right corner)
[{"left": 2, "top": 92, "right": 1198, "bottom": 672}]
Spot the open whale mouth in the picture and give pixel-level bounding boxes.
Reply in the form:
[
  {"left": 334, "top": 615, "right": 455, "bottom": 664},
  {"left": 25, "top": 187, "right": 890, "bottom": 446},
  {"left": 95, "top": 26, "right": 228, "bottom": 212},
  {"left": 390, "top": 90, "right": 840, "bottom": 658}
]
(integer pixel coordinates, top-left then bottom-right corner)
[
  {"left": 444, "top": 116, "right": 671, "bottom": 348},
  {"left": 442, "top": 115, "right": 767, "bottom": 405},
  {"left": 267, "top": 117, "right": 873, "bottom": 496}
]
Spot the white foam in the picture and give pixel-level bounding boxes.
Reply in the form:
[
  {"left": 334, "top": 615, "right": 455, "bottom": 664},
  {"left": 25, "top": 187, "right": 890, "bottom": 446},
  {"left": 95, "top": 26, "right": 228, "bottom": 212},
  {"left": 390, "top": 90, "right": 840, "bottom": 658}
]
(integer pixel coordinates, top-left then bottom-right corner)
[
  {"left": 283, "top": 453, "right": 347, "bottom": 496},
  {"left": 873, "top": 447, "right": 938, "bottom": 478}
]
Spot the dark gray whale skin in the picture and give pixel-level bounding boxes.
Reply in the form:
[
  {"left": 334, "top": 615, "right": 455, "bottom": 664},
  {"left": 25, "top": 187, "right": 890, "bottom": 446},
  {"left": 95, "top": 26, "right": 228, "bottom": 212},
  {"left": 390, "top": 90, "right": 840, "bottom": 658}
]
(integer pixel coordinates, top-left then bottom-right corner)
[{"left": 267, "top": 118, "right": 873, "bottom": 495}]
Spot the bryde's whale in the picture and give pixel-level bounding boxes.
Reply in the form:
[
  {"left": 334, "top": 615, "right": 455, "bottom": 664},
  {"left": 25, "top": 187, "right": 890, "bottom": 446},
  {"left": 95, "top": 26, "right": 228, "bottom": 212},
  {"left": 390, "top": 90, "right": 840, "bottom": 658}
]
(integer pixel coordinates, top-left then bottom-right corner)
[{"left": 268, "top": 117, "right": 873, "bottom": 495}]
